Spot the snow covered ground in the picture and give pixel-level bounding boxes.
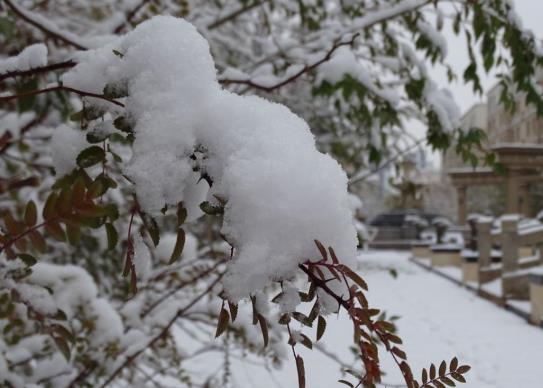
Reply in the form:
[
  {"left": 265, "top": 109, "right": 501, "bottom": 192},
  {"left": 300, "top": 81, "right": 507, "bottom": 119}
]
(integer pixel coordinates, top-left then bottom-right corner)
[{"left": 221, "top": 250, "right": 543, "bottom": 387}]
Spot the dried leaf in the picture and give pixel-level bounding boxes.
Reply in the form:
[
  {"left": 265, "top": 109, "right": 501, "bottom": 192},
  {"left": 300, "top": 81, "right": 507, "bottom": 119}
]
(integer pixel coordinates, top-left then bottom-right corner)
[
  {"left": 43, "top": 193, "right": 58, "bottom": 219},
  {"left": 4, "top": 212, "right": 22, "bottom": 235},
  {"left": 456, "top": 365, "right": 471, "bottom": 374},
  {"left": 168, "top": 228, "right": 185, "bottom": 264},
  {"left": 439, "top": 360, "right": 446, "bottom": 376},
  {"left": 45, "top": 221, "right": 65, "bottom": 242},
  {"left": 450, "top": 357, "right": 458, "bottom": 372},
  {"left": 430, "top": 364, "right": 436, "bottom": 379},
  {"left": 391, "top": 346, "right": 407, "bottom": 360},
  {"left": 215, "top": 307, "right": 230, "bottom": 338},
  {"left": 329, "top": 246, "right": 339, "bottom": 264},
  {"left": 295, "top": 355, "right": 305, "bottom": 388},
  {"left": 316, "top": 316, "right": 326, "bottom": 341},
  {"left": 314, "top": 239, "right": 327, "bottom": 261},
  {"left": 257, "top": 314, "right": 268, "bottom": 347},
  {"left": 53, "top": 336, "right": 71, "bottom": 361},
  {"left": 339, "top": 265, "right": 368, "bottom": 291},
  {"left": 24, "top": 201, "right": 37, "bottom": 226},
  {"left": 29, "top": 230, "right": 46, "bottom": 253},
  {"left": 228, "top": 301, "right": 238, "bottom": 322},
  {"left": 66, "top": 224, "right": 81, "bottom": 245}
]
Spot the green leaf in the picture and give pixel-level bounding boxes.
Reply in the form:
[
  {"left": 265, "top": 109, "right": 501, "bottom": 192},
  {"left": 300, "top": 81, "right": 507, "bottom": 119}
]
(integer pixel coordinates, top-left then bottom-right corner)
[
  {"left": 199, "top": 201, "right": 224, "bottom": 215},
  {"left": 76, "top": 146, "right": 106, "bottom": 169},
  {"left": 17, "top": 253, "right": 36, "bottom": 266},
  {"left": 24, "top": 201, "right": 37, "bottom": 227},
  {"left": 105, "top": 223, "right": 118, "bottom": 250},
  {"left": 66, "top": 224, "right": 81, "bottom": 245},
  {"left": 168, "top": 228, "right": 185, "bottom": 264}
]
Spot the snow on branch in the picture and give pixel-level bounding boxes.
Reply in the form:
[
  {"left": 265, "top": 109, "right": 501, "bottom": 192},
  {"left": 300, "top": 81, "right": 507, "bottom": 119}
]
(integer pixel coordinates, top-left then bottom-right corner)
[
  {"left": 0, "top": 44, "right": 48, "bottom": 76},
  {"left": 62, "top": 16, "right": 358, "bottom": 304},
  {"left": 3, "top": 0, "right": 87, "bottom": 50}
]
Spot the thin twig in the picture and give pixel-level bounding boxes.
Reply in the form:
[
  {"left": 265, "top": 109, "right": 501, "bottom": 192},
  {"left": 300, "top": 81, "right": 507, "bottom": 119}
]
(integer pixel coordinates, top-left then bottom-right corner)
[
  {"left": 0, "top": 84, "right": 124, "bottom": 107},
  {"left": 0, "top": 60, "right": 76, "bottom": 82},
  {"left": 220, "top": 33, "right": 360, "bottom": 93},
  {"left": 3, "top": 0, "right": 86, "bottom": 50},
  {"left": 98, "top": 273, "right": 224, "bottom": 388},
  {"left": 207, "top": 0, "right": 268, "bottom": 30}
]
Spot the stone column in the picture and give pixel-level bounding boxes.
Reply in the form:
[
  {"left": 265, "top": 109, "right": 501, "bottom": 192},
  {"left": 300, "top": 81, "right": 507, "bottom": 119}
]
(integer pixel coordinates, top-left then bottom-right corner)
[
  {"left": 457, "top": 185, "right": 467, "bottom": 226},
  {"left": 505, "top": 173, "right": 519, "bottom": 214},
  {"left": 501, "top": 216, "right": 521, "bottom": 298},
  {"left": 501, "top": 216, "right": 519, "bottom": 273},
  {"left": 477, "top": 219, "right": 492, "bottom": 268},
  {"left": 519, "top": 183, "right": 532, "bottom": 218}
]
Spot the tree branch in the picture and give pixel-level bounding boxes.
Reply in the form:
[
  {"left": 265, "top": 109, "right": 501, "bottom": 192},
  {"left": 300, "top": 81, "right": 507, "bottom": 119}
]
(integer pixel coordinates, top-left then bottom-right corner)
[
  {"left": 3, "top": 0, "right": 87, "bottom": 50},
  {"left": 113, "top": 0, "right": 152, "bottom": 34},
  {"left": 0, "top": 60, "right": 76, "bottom": 82},
  {"left": 0, "top": 84, "right": 125, "bottom": 107},
  {"left": 98, "top": 273, "right": 224, "bottom": 388},
  {"left": 207, "top": 0, "right": 268, "bottom": 30},
  {"left": 220, "top": 33, "right": 360, "bottom": 93}
]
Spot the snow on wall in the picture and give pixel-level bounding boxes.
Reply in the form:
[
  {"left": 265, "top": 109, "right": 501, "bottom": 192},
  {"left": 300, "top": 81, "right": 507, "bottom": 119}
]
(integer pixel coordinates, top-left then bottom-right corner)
[{"left": 62, "top": 16, "right": 358, "bottom": 305}]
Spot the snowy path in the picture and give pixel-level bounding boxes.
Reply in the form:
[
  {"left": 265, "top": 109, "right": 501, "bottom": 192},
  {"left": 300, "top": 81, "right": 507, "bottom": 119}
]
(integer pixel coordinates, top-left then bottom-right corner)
[{"left": 252, "top": 250, "right": 543, "bottom": 388}]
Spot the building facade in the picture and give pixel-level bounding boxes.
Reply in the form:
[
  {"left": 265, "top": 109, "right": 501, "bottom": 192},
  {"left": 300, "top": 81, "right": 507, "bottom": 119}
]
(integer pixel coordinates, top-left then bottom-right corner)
[{"left": 442, "top": 84, "right": 543, "bottom": 224}]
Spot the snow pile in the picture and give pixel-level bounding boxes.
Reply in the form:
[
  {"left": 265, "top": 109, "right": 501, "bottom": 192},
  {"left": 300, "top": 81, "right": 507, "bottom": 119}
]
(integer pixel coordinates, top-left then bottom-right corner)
[
  {"left": 63, "top": 16, "right": 358, "bottom": 304},
  {"left": 0, "top": 44, "right": 47, "bottom": 75}
]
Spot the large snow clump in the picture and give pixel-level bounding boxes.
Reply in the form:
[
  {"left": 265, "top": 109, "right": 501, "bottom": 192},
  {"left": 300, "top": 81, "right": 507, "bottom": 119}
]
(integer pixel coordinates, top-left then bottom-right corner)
[{"left": 62, "top": 16, "right": 358, "bottom": 303}]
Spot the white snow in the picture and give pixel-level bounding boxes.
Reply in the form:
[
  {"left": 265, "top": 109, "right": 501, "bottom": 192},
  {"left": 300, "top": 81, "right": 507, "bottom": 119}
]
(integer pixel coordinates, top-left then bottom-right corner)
[
  {"left": 49, "top": 125, "right": 88, "bottom": 177},
  {"left": 62, "top": 16, "right": 358, "bottom": 305},
  {"left": 227, "top": 251, "right": 543, "bottom": 388},
  {"left": 424, "top": 81, "right": 461, "bottom": 132},
  {"left": 0, "top": 44, "right": 47, "bottom": 75},
  {"left": 318, "top": 46, "right": 400, "bottom": 105},
  {"left": 417, "top": 20, "right": 447, "bottom": 57}
]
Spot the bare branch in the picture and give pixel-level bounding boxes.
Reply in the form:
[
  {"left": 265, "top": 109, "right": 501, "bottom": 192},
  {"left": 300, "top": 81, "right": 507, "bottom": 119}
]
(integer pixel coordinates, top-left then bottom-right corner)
[
  {"left": 113, "top": 0, "right": 152, "bottom": 34},
  {"left": 207, "top": 0, "right": 268, "bottom": 30},
  {"left": 3, "top": 0, "right": 87, "bottom": 50},
  {"left": 0, "top": 60, "right": 76, "bottom": 82},
  {"left": 98, "top": 273, "right": 224, "bottom": 388},
  {"left": 220, "top": 33, "right": 360, "bottom": 93},
  {"left": 0, "top": 84, "right": 125, "bottom": 107}
]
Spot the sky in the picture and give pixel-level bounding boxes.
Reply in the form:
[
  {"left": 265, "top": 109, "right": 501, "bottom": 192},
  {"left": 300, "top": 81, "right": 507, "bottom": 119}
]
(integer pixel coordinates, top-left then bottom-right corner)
[{"left": 422, "top": 0, "right": 543, "bottom": 167}]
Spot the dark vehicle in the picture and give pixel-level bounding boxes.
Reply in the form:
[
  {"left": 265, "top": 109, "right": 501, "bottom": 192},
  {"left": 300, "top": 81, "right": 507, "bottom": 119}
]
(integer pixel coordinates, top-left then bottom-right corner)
[
  {"left": 370, "top": 210, "right": 442, "bottom": 228},
  {"left": 369, "top": 210, "right": 453, "bottom": 249}
]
